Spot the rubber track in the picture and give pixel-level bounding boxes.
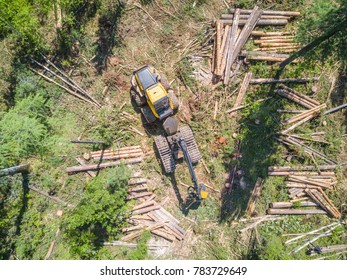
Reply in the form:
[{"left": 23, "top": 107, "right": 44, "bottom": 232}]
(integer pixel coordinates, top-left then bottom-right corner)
[
  {"left": 179, "top": 126, "right": 202, "bottom": 164},
  {"left": 154, "top": 135, "right": 176, "bottom": 173}
]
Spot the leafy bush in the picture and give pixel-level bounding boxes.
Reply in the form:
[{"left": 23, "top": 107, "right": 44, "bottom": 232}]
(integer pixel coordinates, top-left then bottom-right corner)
[
  {"left": 62, "top": 166, "right": 131, "bottom": 259},
  {"left": 127, "top": 231, "right": 150, "bottom": 260},
  {"left": 0, "top": 94, "right": 49, "bottom": 167}
]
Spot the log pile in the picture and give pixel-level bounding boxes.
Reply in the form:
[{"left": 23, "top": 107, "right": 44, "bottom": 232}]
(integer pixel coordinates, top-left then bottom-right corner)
[
  {"left": 67, "top": 145, "right": 144, "bottom": 174},
  {"left": 267, "top": 166, "right": 341, "bottom": 218},
  {"left": 212, "top": 7, "right": 300, "bottom": 84},
  {"left": 123, "top": 189, "right": 185, "bottom": 243},
  {"left": 252, "top": 32, "right": 300, "bottom": 53}
]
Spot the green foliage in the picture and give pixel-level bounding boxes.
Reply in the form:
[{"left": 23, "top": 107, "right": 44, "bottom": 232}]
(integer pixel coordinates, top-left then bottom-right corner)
[
  {"left": 256, "top": 236, "right": 292, "bottom": 260},
  {"left": 0, "top": 94, "right": 49, "bottom": 167},
  {"left": 0, "top": 0, "right": 47, "bottom": 54},
  {"left": 298, "top": 0, "right": 347, "bottom": 68},
  {"left": 62, "top": 166, "right": 131, "bottom": 259},
  {"left": 127, "top": 231, "right": 150, "bottom": 260}
]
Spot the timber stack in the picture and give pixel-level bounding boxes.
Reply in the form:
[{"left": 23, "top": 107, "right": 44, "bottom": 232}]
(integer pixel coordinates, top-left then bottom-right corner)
[
  {"left": 212, "top": 6, "right": 300, "bottom": 84},
  {"left": 122, "top": 189, "right": 185, "bottom": 243},
  {"left": 267, "top": 166, "right": 341, "bottom": 219},
  {"left": 66, "top": 145, "right": 144, "bottom": 174}
]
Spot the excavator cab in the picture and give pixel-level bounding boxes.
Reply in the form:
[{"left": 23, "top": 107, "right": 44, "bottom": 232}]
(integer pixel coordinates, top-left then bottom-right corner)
[{"left": 130, "top": 65, "right": 179, "bottom": 123}]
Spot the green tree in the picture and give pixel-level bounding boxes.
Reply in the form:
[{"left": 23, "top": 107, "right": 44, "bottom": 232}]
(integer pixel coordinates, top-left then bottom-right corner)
[
  {"left": 0, "top": 94, "right": 48, "bottom": 167},
  {"left": 62, "top": 166, "right": 131, "bottom": 259}
]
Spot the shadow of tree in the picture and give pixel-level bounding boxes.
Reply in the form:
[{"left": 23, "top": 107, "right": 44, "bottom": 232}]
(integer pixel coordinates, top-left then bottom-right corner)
[
  {"left": 220, "top": 89, "right": 282, "bottom": 222},
  {"left": 94, "top": 1, "right": 125, "bottom": 73}
]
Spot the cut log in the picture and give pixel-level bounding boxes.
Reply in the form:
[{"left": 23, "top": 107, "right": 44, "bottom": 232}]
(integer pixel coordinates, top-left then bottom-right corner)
[
  {"left": 224, "top": 8, "right": 240, "bottom": 84},
  {"left": 251, "top": 31, "right": 291, "bottom": 36},
  {"left": 259, "top": 36, "right": 295, "bottom": 40},
  {"left": 221, "top": 19, "right": 288, "bottom": 26},
  {"left": 280, "top": 137, "right": 337, "bottom": 164},
  {"left": 228, "top": 7, "right": 263, "bottom": 68},
  {"left": 250, "top": 77, "right": 318, "bottom": 84},
  {"left": 228, "top": 8, "right": 300, "bottom": 17},
  {"left": 128, "top": 186, "right": 148, "bottom": 192},
  {"left": 230, "top": 72, "right": 253, "bottom": 116},
  {"left": 91, "top": 150, "right": 143, "bottom": 159},
  {"left": 220, "top": 26, "right": 232, "bottom": 77},
  {"left": 132, "top": 200, "right": 156, "bottom": 211},
  {"left": 268, "top": 166, "right": 336, "bottom": 172},
  {"left": 127, "top": 192, "right": 153, "bottom": 201},
  {"left": 270, "top": 201, "right": 317, "bottom": 208},
  {"left": 267, "top": 208, "right": 327, "bottom": 215},
  {"left": 246, "top": 177, "right": 264, "bottom": 216},
  {"left": 279, "top": 84, "right": 320, "bottom": 106},
  {"left": 90, "top": 146, "right": 142, "bottom": 155},
  {"left": 215, "top": 20, "right": 222, "bottom": 75},
  {"left": 246, "top": 55, "right": 288, "bottom": 62},
  {"left": 75, "top": 158, "right": 96, "bottom": 177},
  {"left": 260, "top": 42, "right": 299, "bottom": 47},
  {"left": 0, "top": 164, "right": 30, "bottom": 177},
  {"left": 268, "top": 171, "right": 335, "bottom": 176},
  {"left": 151, "top": 229, "right": 176, "bottom": 242},
  {"left": 282, "top": 104, "right": 326, "bottom": 125},
  {"left": 277, "top": 90, "right": 315, "bottom": 109},
  {"left": 132, "top": 205, "right": 161, "bottom": 215},
  {"left": 242, "top": 51, "right": 289, "bottom": 58},
  {"left": 128, "top": 178, "right": 147, "bottom": 186},
  {"left": 66, "top": 157, "right": 143, "bottom": 174},
  {"left": 254, "top": 39, "right": 295, "bottom": 44},
  {"left": 221, "top": 14, "right": 291, "bottom": 20}
]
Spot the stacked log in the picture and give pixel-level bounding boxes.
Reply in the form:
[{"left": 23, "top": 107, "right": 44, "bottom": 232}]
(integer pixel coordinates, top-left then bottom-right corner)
[
  {"left": 67, "top": 145, "right": 144, "bottom": 174},
  {"left": 123, "top": 192, "right": 185, "bottom": 243},
  {"left": 267, "top": 166, "right": 341, "bottom": 218},
  {"left": 212, "top": 7, "right": 262, "bottom": 84},
  {"left": 251, "top": 32, "right": 300, "bottom": 54}
]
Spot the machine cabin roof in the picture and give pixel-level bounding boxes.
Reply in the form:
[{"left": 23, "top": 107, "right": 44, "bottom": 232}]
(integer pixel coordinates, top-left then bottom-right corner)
[{"left": 136, "top": 67, "right": 157, "bottom": 90}]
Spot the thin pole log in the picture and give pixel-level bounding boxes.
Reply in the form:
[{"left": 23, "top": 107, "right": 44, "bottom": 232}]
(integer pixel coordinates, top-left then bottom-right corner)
[
  {"left": 217, "top": 25, "right": 230, "bottom": 76},
  {"left": 285, "top": 222, "right": 339, "bottom": 244},
  {"left": 259, "top": 36, "right": 295, "bottom": 40},
  {"left": 242, "top": 51, "right": 289, "bottom": 58},
  {"left": 279, "top": 84, "right": 320, "bottom": 106},
  {"left": 29, "top": 67, "right": 97, "bottom": 107},
  {"left": 66, "top": 157, "right": 143, "bottom": 174},
  {"left": 221, "top": 14, "right": 291, "bottom": 20},
  {"left": 270, "top": 201, "right": 317, "bottom": 208},
  {"left": 267, "top": 208, "right": 327, "bottom": 215},
  {"left": 0, "top": 164, "right": 30, "bottom": 177},
  {"left": 221, "top": 19, "right": 288, "bottom": 26},
  {"left": 282, "top": 104, "right": 326, "bottom": 125},
  {"left": 251, "top": 31, "right": 291, "bottom": 36},
  {"left": 254, "top": 39, "right": 295, "bottom": 44},
  {"left": 250, "top": 77, "right": 318, "bottom": 84},
  {"left": 268, "top": 171, "right": 335, "bottom": 176},
  {"left": 246, "top": 55, "right": 287, "bottom": 62},
  {"left": 228, "top": 8, "right": 300, "bottom": 16},
  {"left": 290, "top": 224, "right": 341, "bottom": 254},
  {"left": 268, "top": 166, "right": 336, "bottom": 172},
  {"left": 281, "top": 114, "right": 318, "bottom": 134},
  {"left": 92, "top": 152, "right": 144, "bottom": 161},
  {"left": 277, "top": 89, "right": 314, "bottom": 109}
]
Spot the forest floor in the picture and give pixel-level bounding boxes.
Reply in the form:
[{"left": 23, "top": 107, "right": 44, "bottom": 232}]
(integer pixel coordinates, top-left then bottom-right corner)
[{"left": 1, "top": 0, "right": 346, "bottom": 260}]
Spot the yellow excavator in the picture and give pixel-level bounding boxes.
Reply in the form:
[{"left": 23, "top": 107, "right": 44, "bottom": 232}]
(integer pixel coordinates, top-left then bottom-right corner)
[
  {"left": 130, "top": 65, "right": 179, "bottom": 123},
  {"left": 130, "top": 65, "right": 208, "bottom": 200}
]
